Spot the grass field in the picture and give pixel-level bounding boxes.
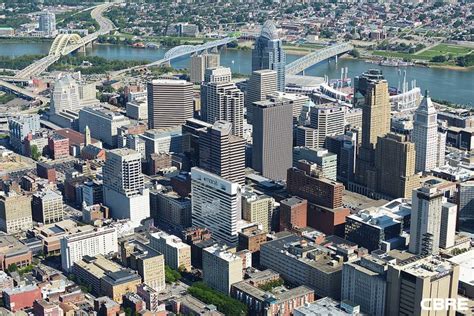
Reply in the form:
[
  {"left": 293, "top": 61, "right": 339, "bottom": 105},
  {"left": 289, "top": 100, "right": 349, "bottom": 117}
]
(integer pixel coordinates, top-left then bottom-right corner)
[
  {"left": 415, "top": 44, "right": 472, "bottom": 58},
  {"left": 373, "top": 44, "right": 472, "bottom": 62}
]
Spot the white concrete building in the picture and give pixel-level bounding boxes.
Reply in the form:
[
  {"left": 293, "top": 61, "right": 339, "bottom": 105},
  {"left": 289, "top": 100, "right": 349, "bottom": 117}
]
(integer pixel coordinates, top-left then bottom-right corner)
[
  {"left": 103, "top": 148, "right": 150, "bottom": 227},
  {"left": 78, "top": 107, "right": 130, "bottom": 147},
  {"left": 202, "top": 244, "right": 243, "bottom": 294},
  {"left": 50, "top": 75, "right": 81, "bottom": 115},
  {"left": 149, "top": 231, "right": 191, "bottom": 271},
  {"left": 440, "top": 202, "right": 457, "bottom": 249},
  {"left": 60, "top": 226, "right": 118, "bottom": 272},
  {"left": 191, "top": 167, "right": 241, "bottom": 245}
]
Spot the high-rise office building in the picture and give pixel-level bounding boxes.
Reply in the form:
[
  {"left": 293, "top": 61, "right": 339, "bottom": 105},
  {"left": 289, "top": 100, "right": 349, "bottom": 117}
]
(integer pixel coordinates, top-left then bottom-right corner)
[
  {"left": 309, "top": 104, "right": 345, "bottom": 148},
  {"left": 354, "top": 79, "right": 391, "bottom": 191},
  {"left": 267, "top": 92, "right": 309, "bottom": 124},
  {"left": 409, "top": 182, "right": 444, "bottom": 255},
  {"left": 190, "top": 53, "right": 220, "bottom": 84},
  {"left": 147, "top": 79, "right": 193, "bottom": 129},
  {"left": 203, "top": 66, "right": 232, "bottom": 84},
  {"left": 8, "top": 114, "right": 41, "bottom": 152},
  {"left": 201, "top": 66, "right": 232, "bottom": 122},
  {"left": 103, "top": 148, "right": 150, "bottom": 227},
  {"left": 386, "top": 256, "right": 459, "bottom": 316},
  {"left": 413, "top": 91, "right": 445, "bottom": 173},
  {"left": 252, "top": 21, "right": 286, "bottom": 91},
  {"left": 252, "top": 99, "right": 293, "bottom": 181},
  {"left": 375, "top": 133, "right": 420, "bottom": 199},
  {"left": 191, "top": 167, "right": 241, "bottom": 245},
  {"left": 353, "top": 69, "right": 385, "bottom": 107},
  {"left": 245, "top": 70, "right": 277, "bottom": 123},
  {"left": 326, "top": 132, "right": 358, "bottom": 185},
  {"left": 201, "top": 80, "right": 244, "bottom": 137},
  {"left": 199, "top": 121, "right": 245, "bottom": 184},
  {"left": 38, "top": 12, "right": 56, "bottom": 37}
]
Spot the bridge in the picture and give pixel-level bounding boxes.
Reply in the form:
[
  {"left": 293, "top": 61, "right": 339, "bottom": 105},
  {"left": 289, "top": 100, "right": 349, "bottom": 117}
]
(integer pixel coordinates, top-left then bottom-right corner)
[
  {"left": 285, "top": 42, "right": 354, "bottom": 75},
  {"left": 14, "top": 3, "right": 115, "bottom": 80},
  {"left": 111, "top": 37, "right": 236, "bottom": 77}
]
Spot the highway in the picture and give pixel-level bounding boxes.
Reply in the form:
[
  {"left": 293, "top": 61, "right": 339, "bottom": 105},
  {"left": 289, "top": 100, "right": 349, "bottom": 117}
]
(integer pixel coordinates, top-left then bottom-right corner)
[{"left": 0, "top": 79, "right": 49, "bottom": 104}]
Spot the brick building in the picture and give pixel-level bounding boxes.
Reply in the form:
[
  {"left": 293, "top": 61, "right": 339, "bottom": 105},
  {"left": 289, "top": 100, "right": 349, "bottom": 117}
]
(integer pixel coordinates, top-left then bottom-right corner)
[
  {"left": 48, "top": 134, "right": 69, "bottom": 160},
  {"left": 287, "top": 167, "right": 344, "bottom": 209},
  {"left": 279, "top": 197, "right": 308, "bottom": 231},
  {"left": 3, "top": 285, "right": 41, "bottom": 312}
]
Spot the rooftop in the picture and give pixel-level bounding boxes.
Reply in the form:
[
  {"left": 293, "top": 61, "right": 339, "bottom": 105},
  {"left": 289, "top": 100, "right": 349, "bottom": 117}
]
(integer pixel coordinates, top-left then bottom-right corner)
[
  {"left": 204, "top": 244, "right": 241, "bottom": 262},
  {"left": 448, "top": 249, "right": 474, "bottom": 286}
]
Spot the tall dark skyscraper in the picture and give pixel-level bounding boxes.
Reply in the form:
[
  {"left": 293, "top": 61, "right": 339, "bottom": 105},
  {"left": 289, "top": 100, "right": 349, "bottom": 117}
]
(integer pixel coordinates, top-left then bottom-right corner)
[
  {"left": 252, "top": 99, "right": 293, "bottom": 181},
  {"left": 252, "top": 21, "right": 286, "bottom": 92}
]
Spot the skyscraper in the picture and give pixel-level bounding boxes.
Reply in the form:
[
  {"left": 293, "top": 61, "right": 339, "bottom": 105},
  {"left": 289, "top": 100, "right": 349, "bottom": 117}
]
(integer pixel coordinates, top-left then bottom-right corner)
[
  {"left": 38, "top": 12, "right": 56, "bottom": 37},
  {"left": 103, "top": 148, "right": 150, "bottom": 227},
  {"left": 190, "top": 53, "right": 220, "bottom": 84},
  {"left": 147, "top": 79, "right": 193, "bottom": 129},
  {"left": 413, "top": 91, "right": 444, "bottom": 172},
  {"left": 375, "top": 133, "right": 420, "bottom": 199},
  {"left": 252, "top": 99, "right": 293, "bottom": 181},
  {"left": 50, "top": 75, "right": 81, "bottom": 115},
  {"left": 353, "top": 69, "right": 385, "bottom": 107},
  {"left": 246, "top": 70, "right": 277, "bottom": 123},
  {"left": 201, "top": 78, "right": 244, "bottom": 137},
  {"left": 409, "top": 181, "right": 444, "bottom": 255},
  {"left": 354, "top": 79, "right": 391, "bottom": 192},
  {"left": 252, "top": 21, "right": 286, "bottom": 92},
  {"left": 199, "top": 121, "right": 245, "bottom": 184},
  {"left": 201, "top": 66, "right": 232, "bottom": 122},
  {"left": 309, "top": 103, "right": 346, "bottom": 148},
  {"left": 191, "top": 167, "right": 241, "bottom": 245}
]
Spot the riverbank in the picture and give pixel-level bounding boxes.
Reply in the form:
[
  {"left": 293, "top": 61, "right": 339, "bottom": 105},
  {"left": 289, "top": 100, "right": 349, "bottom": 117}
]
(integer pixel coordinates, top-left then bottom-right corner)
[{"left": 344, "top": 53, "right": 474, "bottom": 71}]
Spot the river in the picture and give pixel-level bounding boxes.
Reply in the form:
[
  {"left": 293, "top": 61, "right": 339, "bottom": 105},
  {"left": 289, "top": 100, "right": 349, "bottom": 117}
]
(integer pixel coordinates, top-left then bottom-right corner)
[{"left": 1, "top": 40, "right": 473, "bottom": 106}]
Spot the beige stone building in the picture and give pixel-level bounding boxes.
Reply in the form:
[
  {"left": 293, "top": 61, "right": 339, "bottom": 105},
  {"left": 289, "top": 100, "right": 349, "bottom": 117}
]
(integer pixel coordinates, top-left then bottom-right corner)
[
  {"left": 354, "top": 79, "right": 391, "bottom": 191},
  {"left": 0, "top": 193, "right": 33, "bottom": 233},
  {"left": 375, "top": 133, "right": 420, "bottom": 199},
  {"left": 150, "top": 231, "right": 191, "bottom": 271},
  {"left": 241, "top": 190, "right": 274, "bottom": 233}
]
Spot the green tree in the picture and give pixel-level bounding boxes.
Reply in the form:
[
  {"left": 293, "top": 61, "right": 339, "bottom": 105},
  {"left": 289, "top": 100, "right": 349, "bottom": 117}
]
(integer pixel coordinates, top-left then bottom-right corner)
[
  {"left": 165, "top": 265, "right": 182, "bottom": 283},
  {"left": 7, "top": 263, "right": 18, "bottom": 273},
  {"left": 30, "top": 145, "right": 41, "bottom": 161}
]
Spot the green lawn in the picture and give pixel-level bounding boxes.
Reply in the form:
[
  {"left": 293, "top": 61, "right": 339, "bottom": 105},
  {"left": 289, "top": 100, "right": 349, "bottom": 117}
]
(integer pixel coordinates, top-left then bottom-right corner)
[
  {"left": 416, "top": 44, "right": 472, "bottom": 59},
  {"left": 373, "top": 44, "right": 472, "bottom": 62}
]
